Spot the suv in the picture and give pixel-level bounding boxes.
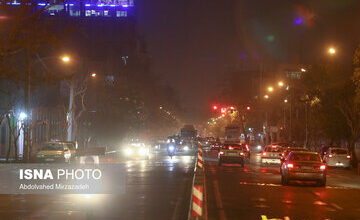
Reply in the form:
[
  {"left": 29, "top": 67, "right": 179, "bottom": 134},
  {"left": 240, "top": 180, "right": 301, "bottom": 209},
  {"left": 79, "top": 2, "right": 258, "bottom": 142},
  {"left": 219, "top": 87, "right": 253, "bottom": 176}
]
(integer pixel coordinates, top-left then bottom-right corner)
[
  {"left": 260, "top": 145, "right": 283, "bottom": 166},
  {"left": 218, "top": 144, "right": 246, "bottom": 167}
]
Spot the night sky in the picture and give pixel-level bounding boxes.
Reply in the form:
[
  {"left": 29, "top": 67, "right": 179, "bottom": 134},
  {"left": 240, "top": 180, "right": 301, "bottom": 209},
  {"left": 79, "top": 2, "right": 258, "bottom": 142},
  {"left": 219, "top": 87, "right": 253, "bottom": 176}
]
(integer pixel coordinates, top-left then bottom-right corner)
[{"left": 136, "top": 0, "right": 360, "bottom": 122}]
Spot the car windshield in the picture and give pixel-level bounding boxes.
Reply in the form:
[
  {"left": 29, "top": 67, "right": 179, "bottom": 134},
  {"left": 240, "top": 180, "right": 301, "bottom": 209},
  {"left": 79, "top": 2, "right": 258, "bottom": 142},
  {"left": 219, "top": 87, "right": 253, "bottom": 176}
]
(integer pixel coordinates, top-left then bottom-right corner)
[
  {"left": 265, "top": 147, "right": 282, "bottom": 152},
  {"left": 331, "top": 149, "right": 348, "bottom": 154},
  {"left": 41, "top": 144, "right": 63, "bottom": 151},
  {"left": 290, "top": 153, "right": 321, "bottom": 162}
]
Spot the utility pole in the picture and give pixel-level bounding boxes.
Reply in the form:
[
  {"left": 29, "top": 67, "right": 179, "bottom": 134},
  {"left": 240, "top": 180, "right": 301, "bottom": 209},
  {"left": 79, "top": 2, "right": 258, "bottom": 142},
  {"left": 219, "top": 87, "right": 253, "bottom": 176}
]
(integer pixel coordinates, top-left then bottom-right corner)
[{"left": 67, "top": 78, "right": 75, "bottom": 142}]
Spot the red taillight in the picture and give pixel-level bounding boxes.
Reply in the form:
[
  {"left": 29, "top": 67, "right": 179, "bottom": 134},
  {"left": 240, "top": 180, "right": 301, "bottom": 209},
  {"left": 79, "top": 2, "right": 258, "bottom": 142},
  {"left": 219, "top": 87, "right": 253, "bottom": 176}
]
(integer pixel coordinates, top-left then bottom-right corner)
[
  {"left": 347, "top": 155, "right": 351, "bottom": 159},
  {"left": 287, "top": 164, "right": 294, "bottom": 168},
  {"left": 229, "top": 146, "right": 233, "bottom": 150},
  {"left": 262, "top": 152, "right": 266, "bottom": 156},
  {"left": 219, "top": 151, "right": 224, "bottom": 155},
  {"left": 240, "top": 152, "right": 244, "bottom": 156},
  {"left": 328, "top": 154, "right": 333, "bottom": 158},
  {"left": 320, "top": 165, "right": 326, "bottom": 170}
]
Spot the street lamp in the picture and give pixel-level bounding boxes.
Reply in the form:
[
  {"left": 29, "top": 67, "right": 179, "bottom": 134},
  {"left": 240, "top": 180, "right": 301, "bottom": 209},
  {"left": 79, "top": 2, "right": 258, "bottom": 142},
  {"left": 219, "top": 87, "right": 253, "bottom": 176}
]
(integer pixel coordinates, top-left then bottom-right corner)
[
  {"left": 328, "top": 47, "right": 336, "bottom": 55},
  {"left": 267, "top": 87, "right": 274, "bottom": 92},
  {"left": 19, "top": 112, "right": 27, "bottom": 121},
  {"left": 61, "top": 56, "right": 71, "bottom": 63},
  {"left": 284, "top": 99, "right": 288, "bottom": 103},
  {"left": 301, "top": 68, "right": 306, "bottom": 72},
  {"left": 91, "top": 73, "right": 97, "bottom": 78},
  {"left": 264, "top": 95, "right": 269, "bottom": 99},
  {"left": 278, "top": 81, "right": 284, "bottom": 87}
]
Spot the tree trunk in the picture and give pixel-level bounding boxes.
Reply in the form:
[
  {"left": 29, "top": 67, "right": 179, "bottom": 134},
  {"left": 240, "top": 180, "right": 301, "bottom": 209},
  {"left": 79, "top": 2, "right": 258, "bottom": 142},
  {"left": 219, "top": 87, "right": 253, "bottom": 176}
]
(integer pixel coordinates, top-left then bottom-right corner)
[{"left": 349, "top": 138, "right": 358, "bottom": 167}]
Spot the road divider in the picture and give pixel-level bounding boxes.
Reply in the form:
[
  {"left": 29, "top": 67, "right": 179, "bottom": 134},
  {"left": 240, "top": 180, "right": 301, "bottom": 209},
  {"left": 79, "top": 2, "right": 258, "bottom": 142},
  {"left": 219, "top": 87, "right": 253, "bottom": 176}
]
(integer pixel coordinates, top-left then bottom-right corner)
[{"left": 188, "top": 146, "right": 207, "bottom": 220}]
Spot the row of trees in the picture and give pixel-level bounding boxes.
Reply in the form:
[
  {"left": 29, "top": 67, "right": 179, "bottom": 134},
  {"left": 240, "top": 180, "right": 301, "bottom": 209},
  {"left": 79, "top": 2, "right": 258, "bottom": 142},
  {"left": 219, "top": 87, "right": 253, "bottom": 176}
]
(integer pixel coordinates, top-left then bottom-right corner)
[{"left": 0, "top": 2, "right": 184, "bottom": 159}]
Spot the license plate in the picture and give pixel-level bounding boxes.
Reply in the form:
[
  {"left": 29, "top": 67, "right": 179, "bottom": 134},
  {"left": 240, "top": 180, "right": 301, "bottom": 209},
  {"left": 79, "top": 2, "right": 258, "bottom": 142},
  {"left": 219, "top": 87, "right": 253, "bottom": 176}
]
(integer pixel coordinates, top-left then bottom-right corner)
[
  {"left": 45, "top": 158, "right": 55, "bottom": 161},
  {"left": 228, "top": 153, "right": 238, "bottom": 156},
  {"left": 301, "top": 166, "right": 312, "bottom": 170},
  {"left": 265, "top": 159, "right": 280, "bottom": 163}
]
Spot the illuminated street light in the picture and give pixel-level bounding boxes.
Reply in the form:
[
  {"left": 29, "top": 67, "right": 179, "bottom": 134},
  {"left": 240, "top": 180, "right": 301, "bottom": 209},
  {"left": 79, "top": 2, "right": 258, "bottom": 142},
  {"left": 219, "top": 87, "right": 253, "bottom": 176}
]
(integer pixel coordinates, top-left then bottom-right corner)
[
  {"left": 284, "top": 99, "right": 288, "bottom": 103},
  {"left": 268, "top": 87, "right": 274, "bottom": 92},
  {"left": 328, "top": 47, "right": 336, "bottom": 55},
  {"left": 246, "top": 106, "right": 251, "bottom": 111},
  {"left": 91, "top": 73, "right": 97, "bottom": 78},
  {"left": 301, "top": 68, "right": 306, "bottom": 72},
  {"left": 19, "top": 112, "right": 27, "bottom": 120},
  {"left": 278, "top": 81, "right": 284, "bottom": 87},
  {"left": 264, "top": 95, "right": 269, "bottom": 99},
  {"left": 213, "top": 105, "right": 218, "bottom": 110},
  {"left": 61, "top": 56, "right": 70, "bottom": 63}
]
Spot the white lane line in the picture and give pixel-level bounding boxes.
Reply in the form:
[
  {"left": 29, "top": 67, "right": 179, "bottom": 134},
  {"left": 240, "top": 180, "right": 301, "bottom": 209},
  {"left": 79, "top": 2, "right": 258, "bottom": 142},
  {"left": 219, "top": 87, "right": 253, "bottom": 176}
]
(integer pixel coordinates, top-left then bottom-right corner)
[
  {"left": 213, "top": 180, "right": 227, "bottom": 220},
  {"left": 331, "top": 203, "right": 343, "bottom": 210}
]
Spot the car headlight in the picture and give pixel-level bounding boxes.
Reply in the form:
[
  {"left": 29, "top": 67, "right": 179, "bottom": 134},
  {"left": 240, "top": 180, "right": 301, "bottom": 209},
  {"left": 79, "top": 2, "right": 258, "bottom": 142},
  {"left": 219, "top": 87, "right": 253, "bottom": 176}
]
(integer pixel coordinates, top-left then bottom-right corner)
[
  {"left": 168, "top": 146, "right": 175, "bottom": 151},
  {"left": 125, "top": 148, "right": 133, "bottom": 156},
  {"left": 138, "top": 148, "right": 148, "bottom": 156},
  {"left": 183, "top": 146, "right": 189, "bottom": 151}
]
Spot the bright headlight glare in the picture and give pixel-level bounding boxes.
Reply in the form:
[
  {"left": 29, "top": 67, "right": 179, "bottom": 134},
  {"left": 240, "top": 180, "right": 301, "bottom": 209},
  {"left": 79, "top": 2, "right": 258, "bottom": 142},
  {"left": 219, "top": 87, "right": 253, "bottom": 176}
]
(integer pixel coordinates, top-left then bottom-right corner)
[
  {"left": 169, "top": 146, "right": 175, "bottom": 151},
  {"left": 125, "top": 148, "right": 133, "bottom": 156},
  {"left": 183, "top": 146, "right": 189, "bottom": 151},
  {"left": 138, "top": 148, "right": 148, "bottom": 156}
]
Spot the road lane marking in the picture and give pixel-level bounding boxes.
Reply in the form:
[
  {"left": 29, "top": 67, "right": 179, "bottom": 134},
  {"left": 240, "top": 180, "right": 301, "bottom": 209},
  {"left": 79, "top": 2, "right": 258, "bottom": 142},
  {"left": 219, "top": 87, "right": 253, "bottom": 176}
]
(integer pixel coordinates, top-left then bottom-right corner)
[
  {"left": 331, "top": 203, "right": 343, "bottom": 210},
  {"left": 213, "top": 180, "right": 227, "bottom": 220}
]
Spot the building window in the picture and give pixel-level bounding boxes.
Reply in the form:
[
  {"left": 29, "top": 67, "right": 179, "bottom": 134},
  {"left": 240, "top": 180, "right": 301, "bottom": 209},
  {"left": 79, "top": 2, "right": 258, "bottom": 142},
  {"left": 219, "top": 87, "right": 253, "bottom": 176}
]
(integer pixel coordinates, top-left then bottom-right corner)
[
  {"left": 117, "top": 10, "right": 127, "bottom": 17},
  {"left": 104, "top": 10, "right": 109, "bottom": 16},
  {"left": 86, "top": 10, "right": 91, "bottom": 16}
]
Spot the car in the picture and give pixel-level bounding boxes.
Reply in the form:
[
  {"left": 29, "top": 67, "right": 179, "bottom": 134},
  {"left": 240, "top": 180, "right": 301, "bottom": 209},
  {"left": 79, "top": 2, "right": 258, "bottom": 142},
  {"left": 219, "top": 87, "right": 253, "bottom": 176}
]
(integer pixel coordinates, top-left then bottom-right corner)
[
  {"left": 281, "top": 151, "right": 327, "bottom": 186},
  {"left": 36, "top": 142, "right": 73, "bottom": 163},
  {"left": 323, "top": 147, "right": 351, "bottom": 169},
  {"left": 123, "top": 142, "right": 150, "bottom": 160},
  {"left": 218, "top": 144, "right": 246, "bottom": 167},
  {"left": 210, "top": 141, "right": 221, "bottom": 150},
  {"left": 260, "top": 145, "right": 283, "bottom": 166},
  {"left": 281, "top": 147, "right": 309, "bottom": 163}
]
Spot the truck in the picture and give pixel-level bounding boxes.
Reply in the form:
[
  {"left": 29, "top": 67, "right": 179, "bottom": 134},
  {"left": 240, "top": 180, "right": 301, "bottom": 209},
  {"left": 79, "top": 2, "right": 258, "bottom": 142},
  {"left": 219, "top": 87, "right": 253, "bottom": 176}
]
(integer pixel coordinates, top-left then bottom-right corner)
[
  {"left": 225, "top": 126, "right": 242, "bottom": 144},
  {"left": 180, "top": 125, "right": 197, "bottom": 140}
]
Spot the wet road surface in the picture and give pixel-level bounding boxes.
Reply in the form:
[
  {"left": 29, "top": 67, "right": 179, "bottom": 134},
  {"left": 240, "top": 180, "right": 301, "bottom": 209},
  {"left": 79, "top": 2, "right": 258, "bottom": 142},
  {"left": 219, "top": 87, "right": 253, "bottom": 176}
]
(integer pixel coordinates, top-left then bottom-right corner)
[{"left": 204, "top": 149, "right": 360, "bottom": 220}]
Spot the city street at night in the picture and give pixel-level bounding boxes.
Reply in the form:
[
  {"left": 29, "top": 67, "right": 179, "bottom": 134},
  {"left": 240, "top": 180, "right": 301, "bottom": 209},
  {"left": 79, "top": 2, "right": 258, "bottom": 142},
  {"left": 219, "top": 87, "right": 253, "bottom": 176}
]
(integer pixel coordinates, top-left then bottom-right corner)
[
  {"left": 204, "top": 149, "right": 360, "bottom": 220},
  {"left": 0, "top": 151, "right": 195, "bottom": 220}
]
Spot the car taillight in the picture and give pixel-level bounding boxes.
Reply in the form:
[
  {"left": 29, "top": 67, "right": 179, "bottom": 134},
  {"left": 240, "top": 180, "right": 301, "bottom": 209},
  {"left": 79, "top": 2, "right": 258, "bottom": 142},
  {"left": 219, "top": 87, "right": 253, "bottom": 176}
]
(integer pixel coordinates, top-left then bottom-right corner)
[
  {"left": 229, "top": 147, "right": 233, "bottom": 150},
  {"left": 328, "top": 154, "right": 333, "bottom": 158},
  {"left": 287, "top": 164, "right": 294, "bottom": 168},
  {"left": 347, "top": 155, "right": 351, "bottom": 159},
  {"left": 240, "top": 152, "right": 244, "bottom": 156},
  {"left": 262, "top": 152, "right": 266, "bottom": 156},
  {"left": 219, "top": 151, "right": 224, "bottom": 155},
  {"left": 320, "top": 165, "right": 326, "bottom": 170}
]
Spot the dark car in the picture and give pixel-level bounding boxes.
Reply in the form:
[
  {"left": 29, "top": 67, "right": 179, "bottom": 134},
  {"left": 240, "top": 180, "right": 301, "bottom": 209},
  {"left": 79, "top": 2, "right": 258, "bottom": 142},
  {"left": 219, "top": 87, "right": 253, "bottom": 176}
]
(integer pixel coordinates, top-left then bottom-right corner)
[
  {"left": 218, "top": 144, "right": 246, "bottom": 167},
  {"left": 281, "top": 151, "right": 327, "bottom": 186}
]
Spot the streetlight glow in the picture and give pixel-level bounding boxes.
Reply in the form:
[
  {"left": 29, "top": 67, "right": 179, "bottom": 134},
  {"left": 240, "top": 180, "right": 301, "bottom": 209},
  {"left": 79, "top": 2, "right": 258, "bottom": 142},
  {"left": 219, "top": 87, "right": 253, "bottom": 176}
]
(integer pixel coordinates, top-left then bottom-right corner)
[
  {"left": 61, "top": 56, "right": 70, "bottom": 63},
  {"left": 268, "top": 87, "right": 274, "bottom": 92},
  {"left": 284, "top": 99, "right": 288, "bottom": 103},
  {"left": 328, "top": 47, "right": 336, "bottom": 55},
  {"left": 301, "top": 68, "right": 306, "bottom": 72},
  {"left": 91, "top": 73, "right": 97, "bottom": 78},
  {"left": 19, "top": 112, "right": 27, "bottom": 120},
  {"left": 264, "top": 95, "right": 269, "bottom": 99},
  {"left": 278, "top": 81, "right": 284, "bottom": 87}
]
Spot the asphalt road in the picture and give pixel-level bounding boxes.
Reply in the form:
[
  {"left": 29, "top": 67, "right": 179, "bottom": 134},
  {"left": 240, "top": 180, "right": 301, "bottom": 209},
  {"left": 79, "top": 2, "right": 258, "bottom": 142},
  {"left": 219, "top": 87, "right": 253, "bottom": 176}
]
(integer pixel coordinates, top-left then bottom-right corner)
[
  {"left": 0, "top": 150, "right": 196, "bottom": 220},
  {"left": 204, "top": 149, "right": 360, "bottom": 220}
]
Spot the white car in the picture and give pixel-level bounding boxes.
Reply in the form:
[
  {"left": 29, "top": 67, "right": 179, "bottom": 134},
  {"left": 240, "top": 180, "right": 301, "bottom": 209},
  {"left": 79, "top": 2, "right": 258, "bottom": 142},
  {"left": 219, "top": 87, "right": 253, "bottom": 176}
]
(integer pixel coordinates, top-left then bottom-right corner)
[
  {"left": 260, "top": 145, "right": 283, "bottom": 166},
  {"left": 324, "top": 147, "right": 351, "bottom": 169}
]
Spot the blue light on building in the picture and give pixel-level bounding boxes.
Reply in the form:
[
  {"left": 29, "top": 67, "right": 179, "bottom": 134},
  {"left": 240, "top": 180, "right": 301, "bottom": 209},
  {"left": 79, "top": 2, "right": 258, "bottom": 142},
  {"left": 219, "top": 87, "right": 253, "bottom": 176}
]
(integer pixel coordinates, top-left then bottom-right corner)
[{"left": 9, "top": 0, "right": 135, "bottom": 18}]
